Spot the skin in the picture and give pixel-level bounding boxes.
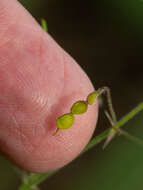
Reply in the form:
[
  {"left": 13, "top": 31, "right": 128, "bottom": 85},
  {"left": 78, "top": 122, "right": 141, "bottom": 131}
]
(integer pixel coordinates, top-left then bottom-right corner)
[{"left": 0, "top": 0, "right": 98, "bottom": 173}]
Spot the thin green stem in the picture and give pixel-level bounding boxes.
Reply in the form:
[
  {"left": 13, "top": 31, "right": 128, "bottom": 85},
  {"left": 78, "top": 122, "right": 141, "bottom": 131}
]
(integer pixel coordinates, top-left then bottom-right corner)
[
  {"left": 18, "top": 172, "right": 55, "bottom": 190},
  {"left": 119, "top": 130, "right": 143, "bottom": 147},
  {"left": 98, "top": 87, "right": 118, "bottom": 148},
  {"left": 104, "top": 110, "right": 143, "bottom": 148},
  {"left": 41, "top": 18, "right": 48, "bottom": 32},
  {"left": 97, "top": 87, "right": 117, "bottom": 123},
  {"left": 103, "top": 87, "right": 117, "bottom": 122},
  {"left": 85, "top": 102, "right": 143, "bottom": 151}
]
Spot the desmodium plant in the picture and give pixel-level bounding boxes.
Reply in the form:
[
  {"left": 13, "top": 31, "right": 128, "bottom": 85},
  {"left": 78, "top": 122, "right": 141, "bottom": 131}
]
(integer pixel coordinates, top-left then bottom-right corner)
[{"left": 15, "top": 19, "right": 143, "bottom": 190}]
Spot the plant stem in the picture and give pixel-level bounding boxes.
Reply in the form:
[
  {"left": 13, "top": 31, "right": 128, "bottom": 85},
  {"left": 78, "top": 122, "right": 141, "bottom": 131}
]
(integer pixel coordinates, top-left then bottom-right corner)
[
  {"left": 41, "top": 18, "right": 48, "bottom": 32},
  {"left": 119, "top": 129, "right": 143, "bottom": 147},
  {"left": 101, "top": 87, "right": 117, "bottom": 122},
  {"left": 85, "top": 102, "right": 143, "bottom": 151},
  {"left": 100, "top": 87, "right": 118, "bottom": 148},
  {"left": 103, "top": 109, "right": 143, "bottom": 148},
  {"left": 18, "top": 172, "right": 55, "bottom": 190}
]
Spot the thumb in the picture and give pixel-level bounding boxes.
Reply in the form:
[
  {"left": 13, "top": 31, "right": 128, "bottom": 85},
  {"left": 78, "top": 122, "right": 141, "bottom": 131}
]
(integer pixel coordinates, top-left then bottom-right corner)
[{"left": 0, "top": 0, "right": 98, "bottom": 173}]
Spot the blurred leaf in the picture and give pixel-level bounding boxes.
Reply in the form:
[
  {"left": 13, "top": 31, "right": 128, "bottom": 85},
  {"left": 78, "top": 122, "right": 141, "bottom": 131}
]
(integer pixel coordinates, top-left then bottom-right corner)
[{"left": 41, "top": 19, "right": 48, "bottom": 32}]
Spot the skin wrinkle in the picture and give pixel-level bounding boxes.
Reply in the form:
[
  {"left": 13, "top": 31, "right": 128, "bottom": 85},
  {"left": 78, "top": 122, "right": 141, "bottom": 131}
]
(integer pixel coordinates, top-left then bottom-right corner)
[
  {"left": 1, "top": 131, "right": 35, "bottom": 168},
  {"left": 34, "top": 40, "right": 65, "bottom": 140},
  {"left": 11, "top": 28, "right": 63, "bottom": 130},
  {"left": 56, "top": 131, "right": 75, "bottom": 157},
  {"left": 0, "top": 33, "right": 64, "bottom": 154},
  {"left": 30, "top": 31, "right": 65, "bottom": 118},
  {"left": 16, "top": 34, "right": 64, "bottom": 151},
  {"left": 0, "top": 122, "right": 35, "bottom": 159},
  {"left": 0, "top": 1, "right": 24, "bottom": 44},
  {"left": 5, "top": 110, "right": 36, "bottom": 154},
  {"left": 14, "top": 33, "right": 65, "bottom": 151},
  {"left": 0, "top": 33, "right": 13, "bottom": 49},
  {"left": 24, "top": 33, "right": 51, "bottom": 117},
  {"left": 40, "top": 48, "right": 65, "bottom": 135},
  {"left": 11, "top": 113, "right": 36, "bottom": 154}
]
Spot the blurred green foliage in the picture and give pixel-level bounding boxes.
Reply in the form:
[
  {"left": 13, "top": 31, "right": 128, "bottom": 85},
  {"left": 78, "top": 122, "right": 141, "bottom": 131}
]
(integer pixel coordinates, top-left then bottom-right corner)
[{"left": 1, "top": 0, "right": 143, "bottom": 189}]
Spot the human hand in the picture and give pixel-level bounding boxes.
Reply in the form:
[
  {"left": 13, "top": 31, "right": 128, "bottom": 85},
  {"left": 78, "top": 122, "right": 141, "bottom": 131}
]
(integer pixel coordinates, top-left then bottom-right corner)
[{"left": 0, "top": 0, "right": 98, "bottom": 173}]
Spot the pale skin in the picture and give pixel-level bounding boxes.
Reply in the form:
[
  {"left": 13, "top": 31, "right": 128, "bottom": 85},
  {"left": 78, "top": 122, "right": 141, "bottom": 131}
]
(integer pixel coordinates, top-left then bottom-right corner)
[{"left": 0, "top": 0, "right": 98, "bottom": 173}]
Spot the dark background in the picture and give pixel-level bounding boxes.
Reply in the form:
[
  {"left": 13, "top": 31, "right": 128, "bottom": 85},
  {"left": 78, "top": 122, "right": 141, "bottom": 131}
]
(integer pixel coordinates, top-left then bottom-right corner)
[{"left": 0, "top": 0, "right": 143, "bottom": 189}]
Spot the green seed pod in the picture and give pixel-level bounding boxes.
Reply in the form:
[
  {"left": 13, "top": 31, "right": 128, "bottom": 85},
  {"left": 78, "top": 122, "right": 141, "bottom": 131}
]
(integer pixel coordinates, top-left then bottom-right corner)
[
  {"left": 87, "top": 92, "right": 98, "bottom": 105},
  {"left": 56, "top": 113, "right": 74, "bottom": 130},
  {"left": 71, "top": 101, "right": 88, "bottom": 114}
]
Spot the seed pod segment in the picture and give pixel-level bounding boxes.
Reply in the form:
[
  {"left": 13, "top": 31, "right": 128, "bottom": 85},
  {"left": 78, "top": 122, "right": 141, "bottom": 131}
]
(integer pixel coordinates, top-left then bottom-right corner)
[
  {"left": 71, "top": 101, "right": 88, "bottom": 114},
  {"left": 56, "top": 113, "right": 74, "bottom": 130},
  {"left": 87, "top": 92, "right": 99, "bottom": 105}
]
